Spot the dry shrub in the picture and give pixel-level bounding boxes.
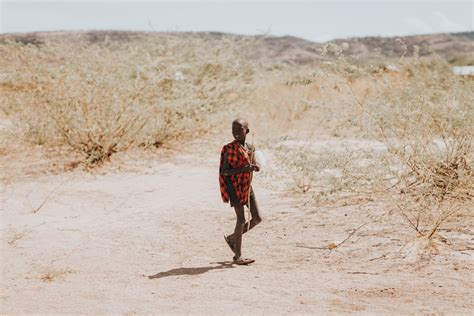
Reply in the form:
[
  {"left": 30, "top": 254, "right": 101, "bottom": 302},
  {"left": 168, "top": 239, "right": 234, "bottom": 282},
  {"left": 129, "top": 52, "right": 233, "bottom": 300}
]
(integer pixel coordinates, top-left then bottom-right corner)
[
  {"left": 367, "top": 55, "right": 472, "bottom": 238},
  {"left": 0, "top": 33, "right": 257, "bottom": 167},
  {"left": 264, "top": 137, "right": 389, "bottom": 203},
  {"left": 276, "top": 42, "right": 473, "bottom": 237}
]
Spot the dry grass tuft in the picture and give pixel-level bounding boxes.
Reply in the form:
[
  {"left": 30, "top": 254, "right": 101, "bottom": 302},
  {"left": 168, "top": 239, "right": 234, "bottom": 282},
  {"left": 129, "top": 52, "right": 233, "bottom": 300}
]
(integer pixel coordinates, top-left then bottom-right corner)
[
  {"left": 39, "top": 269, "right": 75, "bottom": 282},
  {"left": 7, "top": 227, "right": 29, "bottom": 246}
]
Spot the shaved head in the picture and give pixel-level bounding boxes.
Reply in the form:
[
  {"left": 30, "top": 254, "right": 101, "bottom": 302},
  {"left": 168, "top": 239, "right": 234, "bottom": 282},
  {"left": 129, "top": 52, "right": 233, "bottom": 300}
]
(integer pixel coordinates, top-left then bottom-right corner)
[
  {"left": 232, "top": 118, "right": 248, "bottom": 129},
  {"left": 232, "top": 118, "right": 249, "bottom": 143}
]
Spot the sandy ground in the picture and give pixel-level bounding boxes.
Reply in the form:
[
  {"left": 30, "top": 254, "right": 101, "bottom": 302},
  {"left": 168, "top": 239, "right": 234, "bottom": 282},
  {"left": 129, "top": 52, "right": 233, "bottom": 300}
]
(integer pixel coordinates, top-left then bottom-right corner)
[{"left": 1, "top": 134, "right": 473, "bottom": 315}]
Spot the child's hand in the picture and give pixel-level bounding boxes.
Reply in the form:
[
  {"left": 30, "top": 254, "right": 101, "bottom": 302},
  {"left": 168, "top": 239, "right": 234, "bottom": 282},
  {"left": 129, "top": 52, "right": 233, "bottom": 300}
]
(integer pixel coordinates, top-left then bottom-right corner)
[
  {"left": 250, "top": 164, "right": 260, "bottom": 172},
  {"left": 244, "top": 165, "right": 259, "bottom": 172}
]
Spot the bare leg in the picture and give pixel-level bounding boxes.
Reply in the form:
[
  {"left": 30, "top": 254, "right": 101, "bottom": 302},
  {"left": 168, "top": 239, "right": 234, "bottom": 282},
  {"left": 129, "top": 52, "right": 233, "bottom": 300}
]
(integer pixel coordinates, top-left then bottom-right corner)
[
  {"left": 232, "top": 204, "right": 246, "bottom": 258},
  {"left": 246, "top": 190, "right": 262, "bottom": 232},
  {"left": 228, "top": 191, "right": 262, "bottom": 244}
]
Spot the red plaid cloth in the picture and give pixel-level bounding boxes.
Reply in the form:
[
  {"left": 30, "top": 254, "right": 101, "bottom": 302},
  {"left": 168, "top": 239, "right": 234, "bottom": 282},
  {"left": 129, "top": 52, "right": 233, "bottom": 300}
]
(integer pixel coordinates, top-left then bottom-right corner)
[{"left": 219, "top": 140, "right": 254, "bottom": 205}]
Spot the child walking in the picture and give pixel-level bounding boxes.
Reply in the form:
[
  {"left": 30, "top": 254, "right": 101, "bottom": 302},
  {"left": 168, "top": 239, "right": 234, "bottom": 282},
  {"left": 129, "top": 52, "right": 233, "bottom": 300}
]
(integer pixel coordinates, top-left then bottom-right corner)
[{"left": 219, "top": 118, "right": 262, "bottom": 265}]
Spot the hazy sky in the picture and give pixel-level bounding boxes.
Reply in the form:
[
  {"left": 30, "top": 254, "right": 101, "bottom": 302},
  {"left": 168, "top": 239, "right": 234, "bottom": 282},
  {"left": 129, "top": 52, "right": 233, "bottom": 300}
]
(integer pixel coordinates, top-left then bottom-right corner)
[{"left": 1, "top": 1, "right": 472, "bottom": 42}]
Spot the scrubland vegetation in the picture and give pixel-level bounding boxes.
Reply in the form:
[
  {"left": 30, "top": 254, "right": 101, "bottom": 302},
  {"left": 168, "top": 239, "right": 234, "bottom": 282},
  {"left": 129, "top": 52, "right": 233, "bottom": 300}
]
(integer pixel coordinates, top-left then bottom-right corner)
[
  {"left": 267, "top": 42, "right": 473, "bottom": 239},
  {"left": 1, "top": 31, "right": 473, "bottom": 315},
  {"left": 0, "top": 32, "right": 472, "bottom": 239},
  {"left": 0, "top": 33, "right": 256, "bottom": 165}
]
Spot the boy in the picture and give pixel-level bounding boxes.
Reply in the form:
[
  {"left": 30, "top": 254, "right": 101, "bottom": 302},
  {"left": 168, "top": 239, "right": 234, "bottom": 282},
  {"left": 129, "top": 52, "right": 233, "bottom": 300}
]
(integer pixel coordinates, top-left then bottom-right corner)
[{"left": 219, "top": 118, "right": 262, "bottom": 265}]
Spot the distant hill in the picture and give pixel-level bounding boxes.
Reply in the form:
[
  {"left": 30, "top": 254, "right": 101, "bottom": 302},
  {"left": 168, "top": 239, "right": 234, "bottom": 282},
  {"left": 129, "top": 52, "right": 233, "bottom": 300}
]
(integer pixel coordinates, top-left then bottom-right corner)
[
  {"left": 1, "top": 30, "right": 472, "bottom": 64},
  {"left": 251, "top": 32, "right": 473, "bottom": 64},
  {"left": 332, "top": 32, "right": 473, "bottom": 60}
]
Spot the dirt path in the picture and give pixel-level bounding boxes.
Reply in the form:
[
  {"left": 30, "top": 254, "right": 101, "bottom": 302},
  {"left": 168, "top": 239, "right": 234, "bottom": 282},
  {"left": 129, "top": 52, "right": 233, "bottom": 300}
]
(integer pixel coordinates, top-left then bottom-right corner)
[{"left": 1, "top": 138, "right": 473, "bottom": 314}]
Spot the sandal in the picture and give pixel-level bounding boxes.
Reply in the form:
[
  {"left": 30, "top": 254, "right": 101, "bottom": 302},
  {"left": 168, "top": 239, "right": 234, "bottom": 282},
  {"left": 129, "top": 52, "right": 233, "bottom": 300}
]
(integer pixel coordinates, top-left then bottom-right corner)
[{"left": 233, "top": 256, "right": 255, "bottom": 265}]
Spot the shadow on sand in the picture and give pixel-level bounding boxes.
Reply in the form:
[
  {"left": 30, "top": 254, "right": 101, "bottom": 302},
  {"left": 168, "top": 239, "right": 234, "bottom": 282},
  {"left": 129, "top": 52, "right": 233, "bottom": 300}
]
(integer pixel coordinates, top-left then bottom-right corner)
[{"left": 148, "top": 261, "right": 235, "bottom": 279}]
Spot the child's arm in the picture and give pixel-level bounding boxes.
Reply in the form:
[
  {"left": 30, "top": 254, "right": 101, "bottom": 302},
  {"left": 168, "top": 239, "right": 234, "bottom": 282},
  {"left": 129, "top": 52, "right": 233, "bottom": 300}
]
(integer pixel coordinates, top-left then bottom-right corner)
[
  {"left": 249, "top": 144, "right": 260, "bottom": 172},
  {"left": 220, "top": 152, "right": 258, "bottom": 176}
]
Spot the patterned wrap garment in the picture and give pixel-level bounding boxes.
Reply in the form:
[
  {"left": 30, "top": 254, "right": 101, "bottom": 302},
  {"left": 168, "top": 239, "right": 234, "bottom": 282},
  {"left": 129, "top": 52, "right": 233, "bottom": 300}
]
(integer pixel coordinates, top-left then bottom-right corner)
[{"left": 219, "top": 140, "right": 254, "bottom": 205}]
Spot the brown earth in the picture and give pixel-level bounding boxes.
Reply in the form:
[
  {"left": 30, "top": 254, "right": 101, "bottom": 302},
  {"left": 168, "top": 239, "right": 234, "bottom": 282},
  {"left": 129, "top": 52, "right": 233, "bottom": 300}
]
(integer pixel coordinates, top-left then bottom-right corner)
[{"left": 1, "top": 127, "right": 473, "bottom": 314}]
